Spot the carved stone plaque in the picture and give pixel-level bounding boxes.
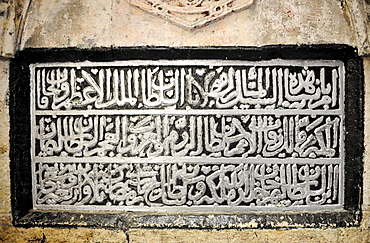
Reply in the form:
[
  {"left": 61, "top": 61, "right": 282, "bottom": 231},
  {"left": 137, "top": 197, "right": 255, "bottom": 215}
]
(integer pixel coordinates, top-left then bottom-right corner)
[
  {"left": 127, "top": 0, "right": 254, "bottom": 29},
  {"left": 11, "top": 47, "right": 363, "bottom": 228}
]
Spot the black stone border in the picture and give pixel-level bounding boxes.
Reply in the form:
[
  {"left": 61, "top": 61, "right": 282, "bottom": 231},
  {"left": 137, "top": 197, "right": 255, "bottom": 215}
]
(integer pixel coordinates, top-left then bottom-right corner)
[{"left": 10, "top": 45, "right": 364, "bottom": 229}]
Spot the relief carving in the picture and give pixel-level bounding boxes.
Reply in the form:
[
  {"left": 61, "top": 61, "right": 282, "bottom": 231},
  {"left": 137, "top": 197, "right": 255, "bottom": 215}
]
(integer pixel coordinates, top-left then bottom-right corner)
[
  {"left": 31, "top": 59, "right": 345, "bottom": 212},
  {"left": 127, "top": 0, "right": 254, "bottom": 29}
]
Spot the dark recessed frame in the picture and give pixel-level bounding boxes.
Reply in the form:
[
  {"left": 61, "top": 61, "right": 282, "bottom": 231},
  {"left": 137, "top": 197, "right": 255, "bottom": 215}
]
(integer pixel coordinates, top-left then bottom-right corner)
[{"left": 10, "top": 45, "right": 363, "bottom": 229}]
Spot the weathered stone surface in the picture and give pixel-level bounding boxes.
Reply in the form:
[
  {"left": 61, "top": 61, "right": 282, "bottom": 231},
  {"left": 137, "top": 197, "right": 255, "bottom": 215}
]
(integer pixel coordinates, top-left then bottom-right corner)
[
  {"left": 0, "top": 58, "right": 9, "bottom": 158},
  {"left": 19, "top": 0, "right": 355, "bottom": 48},
  {"left": 0, "top": 214, "right": 129, "bottom": 243},
  {"left": 256, "top": 1, "right": 357, "bottom": 46},
  {"left": 0, "top": 0, "right": 32, "bottom": 57},
  {"left": 0, "top": 1, "right": 16, "bottom": 57},
  {"left": 1, "top": 212, "right": 370, "bottom": 243},
  {"left": 0, "top": 58, "right": 10, "bottom": 214},
  {"left": 127, "top": 228, "right": 370, "bottom": 243},
  {"left": 1, "top": 0, "right": 369, "bottom": 56},
  {"left": 21, "top": 0, "right": 113, "bottom": 49},
  {"left": 126, "top": 0, "right": 254, "bottom": 29},
  {"left": 0, "top": 159, "right": 11, "bottom": 214},
  {"left": 361, "top": 211, "right": 370, "bottom": 228},
  {"left": 110, "top": 0, "right": 357, "bottom": 47},
  {"left": 343, "top": 0, "right": 370, "bottom": 56}
]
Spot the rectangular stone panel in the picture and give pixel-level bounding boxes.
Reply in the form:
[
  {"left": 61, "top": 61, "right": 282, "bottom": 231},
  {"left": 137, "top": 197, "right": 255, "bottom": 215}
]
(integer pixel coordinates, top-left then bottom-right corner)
[
  {"left": 30, "top": 59, "right": 344, "bottom": 212},
  {"left": 10, "top": 46, "right": 363, "bottom": 228}
]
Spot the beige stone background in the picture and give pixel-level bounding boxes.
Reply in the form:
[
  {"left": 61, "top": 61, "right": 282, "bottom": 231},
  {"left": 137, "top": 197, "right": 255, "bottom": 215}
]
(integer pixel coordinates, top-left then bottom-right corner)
[{"left": 1, "top": 0, "right": 370, "bottom": 242}]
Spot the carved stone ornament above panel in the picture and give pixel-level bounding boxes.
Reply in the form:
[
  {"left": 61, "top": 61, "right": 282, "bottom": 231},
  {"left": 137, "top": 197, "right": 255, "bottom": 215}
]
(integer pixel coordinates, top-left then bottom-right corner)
[{"left": 127, "top": 0, "right": 254, "bottom": 29}]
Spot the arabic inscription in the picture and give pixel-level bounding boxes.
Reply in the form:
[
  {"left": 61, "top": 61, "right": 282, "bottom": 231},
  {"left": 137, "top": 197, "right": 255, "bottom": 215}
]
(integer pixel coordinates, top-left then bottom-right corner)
[{"left": 31, "top": 59, "right": 345, "bottom": 212}]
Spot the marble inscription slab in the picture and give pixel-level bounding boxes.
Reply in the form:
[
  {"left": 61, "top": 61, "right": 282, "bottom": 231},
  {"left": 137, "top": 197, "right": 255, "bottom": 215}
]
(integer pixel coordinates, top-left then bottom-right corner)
[{"left": 30, "top": 59, "right": 345, "bottom": 212}]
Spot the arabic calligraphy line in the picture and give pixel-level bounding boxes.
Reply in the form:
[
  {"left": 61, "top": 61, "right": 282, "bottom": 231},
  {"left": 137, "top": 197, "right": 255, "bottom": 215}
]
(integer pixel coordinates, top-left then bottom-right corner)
[
  {"left": 36, "top": 114, "right": 341, "bottom": 159},
  {"left": 35, "top": 162, "right": 340, "bottom": 207},
  {"left": 34, "top": 65, "right": 342, "bottom": 110}
]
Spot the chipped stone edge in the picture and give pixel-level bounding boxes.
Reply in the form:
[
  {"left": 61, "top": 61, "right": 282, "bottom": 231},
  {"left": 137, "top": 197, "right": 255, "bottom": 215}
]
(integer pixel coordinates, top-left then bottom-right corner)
[{"left": 14, "top": 210, "right": 361, "bottom": 229}]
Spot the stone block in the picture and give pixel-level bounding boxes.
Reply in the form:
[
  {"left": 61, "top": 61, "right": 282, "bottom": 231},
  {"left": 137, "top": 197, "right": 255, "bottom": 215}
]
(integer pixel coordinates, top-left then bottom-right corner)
[
  {"left": 19, "top": 0, "right": 356, "bottom": 49},
  {"left": 0, "top": 159, "right": 11, "bottom": 214},
  {"left": 127, "top": 228, "right": 351, "bottom": 243},
  {"left": 0, "top": 213, "right": 129, "bottom": 243},
  {"left": 22, "top": 0, "right": 113, "bottom": 48}
]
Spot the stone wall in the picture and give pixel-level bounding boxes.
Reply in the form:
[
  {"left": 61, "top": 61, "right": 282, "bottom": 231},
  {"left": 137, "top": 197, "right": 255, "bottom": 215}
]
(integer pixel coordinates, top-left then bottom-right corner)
[{"left": 1, "top": 0, "right": 370, "bottom": 242}]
